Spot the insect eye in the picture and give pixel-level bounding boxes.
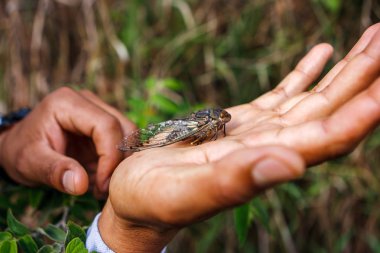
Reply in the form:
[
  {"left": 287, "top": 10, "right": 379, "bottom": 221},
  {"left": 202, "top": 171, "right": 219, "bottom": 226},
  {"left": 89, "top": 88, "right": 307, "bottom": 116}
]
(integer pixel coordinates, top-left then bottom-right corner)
[{"left": 220, "top": 110, "right": 231, "bottom": 122}]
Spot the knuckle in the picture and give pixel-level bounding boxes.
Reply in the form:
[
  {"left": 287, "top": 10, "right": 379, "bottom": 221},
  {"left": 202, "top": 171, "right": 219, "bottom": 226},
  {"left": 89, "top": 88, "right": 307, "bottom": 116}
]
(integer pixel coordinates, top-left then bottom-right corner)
[
  {"left": 79, "top": 89, "right": 95, "bottom": 97},
  {"left": 45, "top": 158, "right": 69, "bottom": 187},
  {"left": 104, "top": 114, "right": 122, "bottom": 132},
  {"left": 41, "top": 87, "right": 76, "bottom": 107},
  {"left": 293, "top": 68, "right": 312, "bottom": 82},
  {"left": 40, "top": 93, "right": 56, "bottom": 107},
  {"left": 39, "top": 158, "right": 58, "bottom": 186},
  {"left": 45, "top": 163, "right": 57, "bottom": 186},
  {"left": 272, "top": 86, "right": 289, "bottom": 99},
  {"left": 52, "top": 86, "right": 76, "bottom": 98}
]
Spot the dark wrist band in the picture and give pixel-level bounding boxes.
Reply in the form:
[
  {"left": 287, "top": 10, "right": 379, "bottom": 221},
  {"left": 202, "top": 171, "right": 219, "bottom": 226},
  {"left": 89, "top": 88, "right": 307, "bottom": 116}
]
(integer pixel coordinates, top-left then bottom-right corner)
[{"left": 0, "top": 107, "right": 31, "bottom": 131}]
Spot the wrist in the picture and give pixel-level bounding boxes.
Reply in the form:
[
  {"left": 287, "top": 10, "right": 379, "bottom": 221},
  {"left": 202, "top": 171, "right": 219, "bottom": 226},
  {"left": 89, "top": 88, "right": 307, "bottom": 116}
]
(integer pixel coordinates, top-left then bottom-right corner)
[
  {"left": 0, "top": 108, "right": 30, "bottom": 169},
  {"left": 98, "top": 200, "right": 177, "bottom": 253}
]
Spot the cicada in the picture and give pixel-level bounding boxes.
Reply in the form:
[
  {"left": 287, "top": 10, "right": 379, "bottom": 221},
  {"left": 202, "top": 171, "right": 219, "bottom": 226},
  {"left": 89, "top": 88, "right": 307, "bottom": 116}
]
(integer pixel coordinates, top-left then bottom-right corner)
[{"left": 118, "top": 108, "right": 231, "bottom": 152}]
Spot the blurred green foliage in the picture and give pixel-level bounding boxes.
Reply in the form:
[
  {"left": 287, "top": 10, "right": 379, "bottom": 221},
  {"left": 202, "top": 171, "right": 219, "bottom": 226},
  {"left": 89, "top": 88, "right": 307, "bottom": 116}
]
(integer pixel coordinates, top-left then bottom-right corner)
[
  {"left": 0, "top": 0, "right": 379, "bottom": 252},
  {"left": 126, "top": 77, "right": 199, "bottom": 127},
  {"left": 0, "top": 209, "right": 88, "bottom": 252}
]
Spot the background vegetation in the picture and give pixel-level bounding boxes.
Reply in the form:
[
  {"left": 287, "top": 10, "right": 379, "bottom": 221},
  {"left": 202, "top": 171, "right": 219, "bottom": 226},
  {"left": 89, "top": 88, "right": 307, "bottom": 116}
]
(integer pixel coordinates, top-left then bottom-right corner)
[{"left": 0, "top": 0, "right": 379, "bottom": 252}]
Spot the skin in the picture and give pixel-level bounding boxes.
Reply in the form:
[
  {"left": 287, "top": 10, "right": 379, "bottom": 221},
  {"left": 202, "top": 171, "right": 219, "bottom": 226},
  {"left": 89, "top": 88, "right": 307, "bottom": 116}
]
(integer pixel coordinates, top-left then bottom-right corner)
[
  {"left": 99, "top": 23, "right": 380, "bottom": 252},
  {"left": 0, "top": 88, "right": 136, "bottom": 198}
]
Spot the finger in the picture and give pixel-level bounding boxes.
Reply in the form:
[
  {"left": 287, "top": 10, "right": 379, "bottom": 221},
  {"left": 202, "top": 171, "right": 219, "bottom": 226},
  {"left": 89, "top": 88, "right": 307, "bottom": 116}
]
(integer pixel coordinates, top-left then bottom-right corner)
[
  {"left": 150, "top": 146, "right": 304, "bottom": 225},
  {"left": 21, "top": 143, "right": 89, "bottom": 195},
  {"left": 277, "top": 23, "right": 380, "bottom": 115},
  {"left": 283, "top": 27, "right": 380, "bottom": 123},
  {"left": 45, "top": 87, "right": 124, "bottom": 193},
  {"left": 252, "top": 43, "right": 333, "bottom": 110},
  {"left": 275, "top": 77, "right": 380, "bottom": 165},
  {"left": 78, "top": 90, "right": 137, "bottom": 135},
  {"left": 314, "top": 23, "right": 380, "bottom": 92}
]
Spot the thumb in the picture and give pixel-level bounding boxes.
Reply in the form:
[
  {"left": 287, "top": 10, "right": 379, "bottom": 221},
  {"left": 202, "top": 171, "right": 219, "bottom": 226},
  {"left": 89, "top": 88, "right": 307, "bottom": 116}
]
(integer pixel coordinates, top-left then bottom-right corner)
[
  {"left": 210, "top": 146, "right": 305, "bottom": 208},
  {"left": 153, "top": 146, "right": 305, "bottom": 225},
  {"left": 24, "top": 144, "right": 89, "bottom": 195}
]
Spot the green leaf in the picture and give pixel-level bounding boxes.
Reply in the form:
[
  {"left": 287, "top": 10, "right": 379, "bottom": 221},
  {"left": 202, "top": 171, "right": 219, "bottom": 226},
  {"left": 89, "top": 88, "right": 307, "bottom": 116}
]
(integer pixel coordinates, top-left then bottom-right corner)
[
  {"left": 365, "top": 127, "right": 380, "bottom": 149},
  {"left": 9, "top": 240, "right": 17, "bottom": 253},
  {"left": 151, "top": 94, "right": 178, "bottom": 114},
  {"left": 0, "top": 241, "right": 8, "bottom": 253},
  {"left": 251, "top": 198, "right": 270, "bottom": 232},
  {"left": 319, "top": 0, "right": 342, "bottom": 13},
  {"left": 128, "top": 97, "right": 146, "bottom": 111},
  {"left": 28, "top": 189, "right": 44, "bottom": 209},
  {"left": 194, "top": 214, "right": 224, "bottom": 253},
  {"left": 162, "top": 78, "right": 184, "bottom": 91},
  {"left": 6, "top": 209, "right": 29, "bottom": 236},
  {"left": 64, "top": 221, "right": 86, "bottom": 248},
  {"left": 65, "top": 238, "right": 88, "bottom": 253},
  {"left": 0, "top": 196, "right": 11, "bottom": 209},
  {"left": 234, "top": 203, "right": 250, "bottom": 246},
  {"left": 18, "top": 235, "right": 38, "bottom": 253},
  {"left": 333, "top": 231, "right": 352, "bottom": 253},
  {"left": 0, "top": 232, "right": 12, "bottom": 242},
  {"left": 145, "top": 77, "right": 156, "bottom": 89},
  {"left": 36, "top": 245, "right": 57, "bottom": 253},
  {"left": 37, "top": 224, "right": 66, "bottom": 243},
  {"left": 367, "top": 235, "right": 380, "bottom": 253},
  {"left": 0, "top": 239, "right": 17, "bottom": 253},
  {"left": 279, "top": 183, "right": 302, "bottom": 199}
]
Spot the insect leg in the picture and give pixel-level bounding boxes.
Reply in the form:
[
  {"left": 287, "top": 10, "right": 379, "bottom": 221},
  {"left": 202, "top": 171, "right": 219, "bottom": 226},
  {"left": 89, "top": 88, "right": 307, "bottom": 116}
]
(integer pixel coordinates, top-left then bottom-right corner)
[
  {"left": 191, "top": 135, "right": 207, "bottom": 145},
  {"left": 211, "top": 127, "right": 219, "bottom": 141},
  {"left": 191, "top": 128, "right": 212, "bottom": 145}
]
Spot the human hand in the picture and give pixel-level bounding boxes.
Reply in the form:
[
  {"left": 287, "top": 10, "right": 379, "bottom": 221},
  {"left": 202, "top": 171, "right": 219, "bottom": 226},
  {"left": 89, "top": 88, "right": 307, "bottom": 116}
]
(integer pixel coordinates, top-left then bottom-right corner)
[
  {"left": 99, "top": 23, "right": 380, "bottom": 252},
  {"left": 0, "top": 87, "right": 135, "bottom": 197}
]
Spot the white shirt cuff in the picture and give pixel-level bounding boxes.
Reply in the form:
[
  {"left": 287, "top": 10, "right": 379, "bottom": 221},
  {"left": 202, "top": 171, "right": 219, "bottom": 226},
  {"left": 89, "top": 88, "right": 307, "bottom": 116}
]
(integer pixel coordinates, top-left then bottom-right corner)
[
  {"left": 86, "top": 213, "right": 167, "bottom": 253},
  {"left": 86, "top": 213, "right": 114, "bottom": 253}
]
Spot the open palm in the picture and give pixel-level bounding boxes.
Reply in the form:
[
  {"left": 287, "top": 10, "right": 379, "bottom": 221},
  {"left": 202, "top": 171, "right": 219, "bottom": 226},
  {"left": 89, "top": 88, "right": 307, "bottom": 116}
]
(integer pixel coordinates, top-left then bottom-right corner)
[{"left": 99, "top": 24, "right": 380, "bottom": 252}]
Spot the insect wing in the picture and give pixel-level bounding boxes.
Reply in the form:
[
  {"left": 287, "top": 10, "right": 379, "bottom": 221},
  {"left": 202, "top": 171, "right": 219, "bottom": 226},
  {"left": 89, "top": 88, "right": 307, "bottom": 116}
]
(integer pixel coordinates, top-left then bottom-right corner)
[{"left": 119, "top": 119, "right": 210, "bottom": 151}]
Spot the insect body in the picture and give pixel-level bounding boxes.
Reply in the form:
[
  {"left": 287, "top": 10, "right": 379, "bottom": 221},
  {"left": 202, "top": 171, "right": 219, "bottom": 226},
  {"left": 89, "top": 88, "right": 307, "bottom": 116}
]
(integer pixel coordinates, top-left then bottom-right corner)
[{"left": 118, "top": 108, "right": 231, "bottom": 152}]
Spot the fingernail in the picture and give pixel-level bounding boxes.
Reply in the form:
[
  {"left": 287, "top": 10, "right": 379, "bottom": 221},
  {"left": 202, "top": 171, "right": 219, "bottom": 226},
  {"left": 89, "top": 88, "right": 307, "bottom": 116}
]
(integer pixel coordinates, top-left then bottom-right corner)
[
  {"left": 252, "top": 158, "right": 298, "bottom": 188},
  {"left": 62, "top": 171, "right": 76, "bottom": 194}
]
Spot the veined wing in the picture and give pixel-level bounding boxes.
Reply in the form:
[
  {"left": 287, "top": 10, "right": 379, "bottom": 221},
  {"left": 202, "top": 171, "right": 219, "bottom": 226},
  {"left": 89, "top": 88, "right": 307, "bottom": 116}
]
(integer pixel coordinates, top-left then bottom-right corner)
[{"left": 118, "top": 119, "right": 212, "bottom": 151}]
